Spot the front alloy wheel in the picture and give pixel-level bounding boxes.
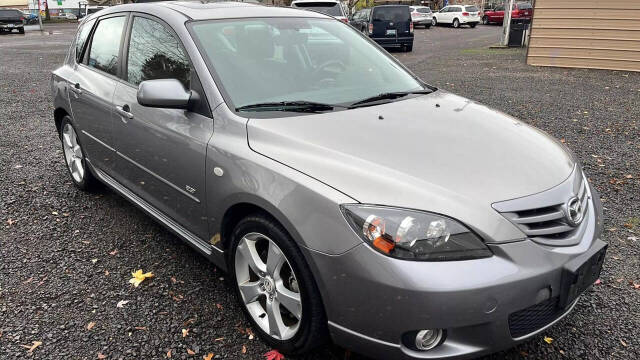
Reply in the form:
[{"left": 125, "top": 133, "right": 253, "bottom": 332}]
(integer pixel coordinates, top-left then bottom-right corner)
[
  {"left": 230, "top": 215, "right": 327, "bottom": 354},
  {"left": 234, "top": 232, "right": 302, "bottom": 340},
  {"left": 453, "top": 18, "right": 460, "bottom": 28}
]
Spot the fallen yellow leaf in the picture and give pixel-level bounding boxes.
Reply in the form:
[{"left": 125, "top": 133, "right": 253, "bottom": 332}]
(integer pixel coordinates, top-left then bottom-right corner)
[
  {"left": 242, "top": 345, "right": 247, "bottom": 354},
  {"left": 87, "top": 321, "right": 96, "bottom": 330},
  {"left": 129, "top": 269, "right": 154, "bottom": 287},
  {"left": 167, "top": 349, "right": 172, "bottom": 358},
  {"left": 544, "top": 336, "right": 553, "bottom": 344},
  {"left": 203, "top": 353, "right": 214, "bottom": 360},
  {"left": 187, "top": 348, "right": 196, "bottom": 355},
  {"left": 182, "top": 328, "right": 189, "bottom": 338},
  {"left": 97, "top": 353, "right": 107, "bottom": 359},
  {"left": 22, "top": 341, "right": 42, "bottom": 353}
]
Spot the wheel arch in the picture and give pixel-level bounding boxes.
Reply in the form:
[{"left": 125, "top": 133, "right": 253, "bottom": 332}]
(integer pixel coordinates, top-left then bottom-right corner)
[{"left": 54, "top": 107, "right": 69, "bottom": 136}]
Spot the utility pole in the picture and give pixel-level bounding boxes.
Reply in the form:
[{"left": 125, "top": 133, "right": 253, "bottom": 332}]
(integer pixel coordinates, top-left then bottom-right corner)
[
  {"left": 36, "top": 0, "right": 43, "bottom": 31},
  {"left": 500, "top": 0, "right": 515, "bottom": 46}
]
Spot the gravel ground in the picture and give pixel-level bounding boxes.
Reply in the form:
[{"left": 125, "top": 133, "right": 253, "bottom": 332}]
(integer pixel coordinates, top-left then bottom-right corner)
[{"left": 1, "top": 23, "right": 638, "bottom": 360}]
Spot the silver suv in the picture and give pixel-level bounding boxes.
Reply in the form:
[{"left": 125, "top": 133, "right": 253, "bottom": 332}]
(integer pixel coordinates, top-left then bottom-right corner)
[{"left": 51, "top": 2, "right": 606, "bottom": 359}]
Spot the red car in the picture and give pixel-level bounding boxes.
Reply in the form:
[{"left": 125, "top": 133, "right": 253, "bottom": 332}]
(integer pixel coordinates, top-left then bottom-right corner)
[{"left": 482, "top": 2, "right": 532, "bottom": 25}]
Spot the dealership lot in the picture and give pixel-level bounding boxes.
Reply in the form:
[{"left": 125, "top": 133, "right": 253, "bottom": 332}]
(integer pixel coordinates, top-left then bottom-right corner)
[{"left": 1, "top": 22, "right": 639, "bottom": 360}]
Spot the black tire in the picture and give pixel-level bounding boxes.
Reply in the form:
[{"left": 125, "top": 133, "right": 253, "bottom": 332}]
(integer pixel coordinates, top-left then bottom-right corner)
[
  {"left": 425, "top": 24, "right": 431, "bottom": 29},
  {"left": 19, "top": 27, "right": 24, "bottom": 34},
  {"left": 482, "top": 16, "right": 489, "bottom": 25},
  {"left": 228, "top": 215, "right": 328, "bottom": 355},
  {"left": 406, "top": 45, "right": 413, "bottom": 52},
  {"left": 452, "top": 18, "right": 460, "bottom": 28},
  {"left": 432, "top": 17, "right": 437, "bottom": 26},
  {"left": 59, "top": 116, "right": 99, "bottom": 191},
  {"left": 469, "top": 22, "right": 477, "bottom": 28}
]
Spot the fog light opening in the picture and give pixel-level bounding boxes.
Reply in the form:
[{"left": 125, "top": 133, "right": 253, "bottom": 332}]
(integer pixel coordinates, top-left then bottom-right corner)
[{"left": 415, "top": 329, "right": 443, "bottom": 351}]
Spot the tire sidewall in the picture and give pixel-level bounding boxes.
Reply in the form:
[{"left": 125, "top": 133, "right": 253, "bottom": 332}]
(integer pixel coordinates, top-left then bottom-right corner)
[
  {"left": 227, "top": 216, "right": 325, "bottom": 354},
  {"left": 453, "top": 18, "right": 460, "bottom": 28}
]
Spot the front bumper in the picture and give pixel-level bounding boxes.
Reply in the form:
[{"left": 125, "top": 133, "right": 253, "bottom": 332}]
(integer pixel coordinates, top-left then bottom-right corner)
[
  {"left": 460, "top": 17, "right": 481, "bottom": 24},
  {"left": 305, "top": 186, "right": 604, "bottom": 359},
  {"left": 0, "top": 23, "right": 24, "bottom": 29}
]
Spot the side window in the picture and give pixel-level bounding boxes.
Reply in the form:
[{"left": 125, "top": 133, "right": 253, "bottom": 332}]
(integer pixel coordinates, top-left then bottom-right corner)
[
  {"left": 75, "top": 18, "right": 96, "bottom": 62},
  {"left": 87, "top": 16, "right": 127, "bottom": 76},
  {"left": 126, "top": 16, "right": 191, "bottom": 88}
]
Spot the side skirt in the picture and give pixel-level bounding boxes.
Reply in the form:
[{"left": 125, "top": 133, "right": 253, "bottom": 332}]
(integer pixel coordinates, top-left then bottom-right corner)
[{"left": 89, "top": 161, "right": 228, "bottom": 271}]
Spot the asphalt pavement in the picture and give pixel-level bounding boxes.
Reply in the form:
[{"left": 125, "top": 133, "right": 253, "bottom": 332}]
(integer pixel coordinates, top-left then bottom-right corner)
[{"left": 1, "top": 22, "right": 638, "bottom": 360}]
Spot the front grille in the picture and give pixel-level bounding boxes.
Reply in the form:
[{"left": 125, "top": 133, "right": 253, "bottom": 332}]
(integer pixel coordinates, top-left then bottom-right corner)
[
  {"left": 508, "top": 297, "right": 565, "bottom": 338},
  {"left": 492, "top": 167, "right": 591, "bottom": 246}
]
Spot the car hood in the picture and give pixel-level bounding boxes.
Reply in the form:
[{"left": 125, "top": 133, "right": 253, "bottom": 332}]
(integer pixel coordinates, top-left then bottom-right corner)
[{"left": 247, "top": 91, "right": 575, "bottom": 242}]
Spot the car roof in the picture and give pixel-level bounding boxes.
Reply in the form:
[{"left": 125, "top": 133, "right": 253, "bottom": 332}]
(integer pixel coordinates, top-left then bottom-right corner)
[{"left": 91, "top": 1, "right": 330, "bottom": 22}]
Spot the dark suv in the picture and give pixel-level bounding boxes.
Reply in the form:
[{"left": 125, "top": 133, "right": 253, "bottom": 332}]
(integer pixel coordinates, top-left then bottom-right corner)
[
  {"left": 0, "top": 9, "right": 25, "bottom": 34},
  {"left": 350, "top": 5, "right": 413, "bottom": 51}
]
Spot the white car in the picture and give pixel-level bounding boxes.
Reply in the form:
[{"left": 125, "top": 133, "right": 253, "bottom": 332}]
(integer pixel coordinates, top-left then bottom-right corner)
[
  {"left": 290, "top": 0, "right": 348, "bottom": 23},
  {"left": 432, "top": 5, "right": 480, "bottom": 28},
  {"left": 409, "top": 6, "right": 433, "bottom": 28}
]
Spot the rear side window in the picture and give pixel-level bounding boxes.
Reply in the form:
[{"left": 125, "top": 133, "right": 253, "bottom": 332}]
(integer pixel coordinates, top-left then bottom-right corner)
[
  {"left": 465, "top": 6, "right": 479, "bottom": 12},
  {"left": 126, "top": 16, "right": 190, "bottom": 87},
  {"left": 517, "top": 3, "right": 532, "bottom": 10},
  {"left": 372, "top": 7, "right": 410, "bottom": 22},
  {"left": 75, "top": 19, "right": 96, "bottom": 62},
  {"left": 87, "top": 16, "right": 127, "bottom": 76},
  {"left": 293, "top": 2, "right": 342, "bottom": 17},
  {"left": 417, "top": 8, "right": 432, "bottom": 13},
  {"left": 450, "top": 7, "right": 462, "bottom": 12}
]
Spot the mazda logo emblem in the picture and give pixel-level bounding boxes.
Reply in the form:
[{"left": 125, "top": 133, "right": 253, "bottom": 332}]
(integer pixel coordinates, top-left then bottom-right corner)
[{"left": 566, "top": 197, "right": 583, "bottom": 226}]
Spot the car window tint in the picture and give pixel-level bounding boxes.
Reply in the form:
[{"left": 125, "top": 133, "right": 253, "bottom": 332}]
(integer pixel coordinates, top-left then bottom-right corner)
[
  {"left": 465, "top": 6, "right": 478, "bottom": 12},
  {"left": 495, "top": 6, "right": 504, "bottom": 11},
  {"left": 417, "top": 8, "right": 431, "bottom": 13},
  {"left": 75, "top": 19, "right": 96, "bottom": 62},
  {"left": 372, "top": 7, "right": 409, "bottom": 22},
  {"left": 87, "top": 16, "right": 126, "bottom": 76},
  {"left": 126, "top": 16, "right": 190, "bottom": 87},
  {"left": 294, "top": 3, "right": 342, "bottom": 17},
  {"left": 517, "top": 3, "right": 532, "bottom": 10}
]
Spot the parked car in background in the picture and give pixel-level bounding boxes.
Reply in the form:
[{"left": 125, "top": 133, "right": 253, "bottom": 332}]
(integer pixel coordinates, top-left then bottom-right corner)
[
  {"left": 432, "top": 5, "right": 480, "bottom": 28},
  {"left": 21, "top": 11, "right": 38, "bottom": 25},
  {"left": 0, "top": 9, "right": 25, "bottom": 34},
  {"left": 483, "top": 2, "right": 532, "bottom": 25},
  {"left": 64, "top": 13, "right": 78, "bottom": 20},
  {"left": 291, "top": 0, "right": 348, "bottom": 23},
  {"left": 350, "top": 5, "right": 414, "bottom": 51},
  {"left": 409, "top": 6, "right": 432, "bottom": 28}
]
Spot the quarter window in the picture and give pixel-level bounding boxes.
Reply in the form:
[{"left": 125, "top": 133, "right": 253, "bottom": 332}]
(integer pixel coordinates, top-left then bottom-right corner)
[
  {"left": 126, "top": 16, "right": 190, "bottom": 88},
  {"left": 75, "top": 18, "right": 96, "bottom": 62},
  {"left": 87, "top": 16, "right": 127, "bottom": 76}
]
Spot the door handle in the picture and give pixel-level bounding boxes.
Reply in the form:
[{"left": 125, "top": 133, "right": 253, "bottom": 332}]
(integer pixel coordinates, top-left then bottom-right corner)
[
  {"left": 115, "top": 104, "right": 134, "bottom": 122},
  {"left": 69, "top": 82, "right": 82, "bottom": 96}
]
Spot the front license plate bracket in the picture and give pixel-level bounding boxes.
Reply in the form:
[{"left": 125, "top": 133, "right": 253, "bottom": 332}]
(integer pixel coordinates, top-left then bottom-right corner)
[{"left": 559, "top": 240, "right": 607, "bottom": 307}]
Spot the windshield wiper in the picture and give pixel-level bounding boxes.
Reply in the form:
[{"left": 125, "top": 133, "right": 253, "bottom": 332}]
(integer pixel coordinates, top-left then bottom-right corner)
[
  {"left": 236, "top": 101, "right": 346, "bottom": 113},
  {"left": 348, "top": 89, "right": 433, "bottom": 108}
]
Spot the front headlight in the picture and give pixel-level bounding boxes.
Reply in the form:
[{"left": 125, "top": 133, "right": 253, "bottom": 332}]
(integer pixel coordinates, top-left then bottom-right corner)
[{"left": 341, "top": 205, "right": 492, "bottom": 261}]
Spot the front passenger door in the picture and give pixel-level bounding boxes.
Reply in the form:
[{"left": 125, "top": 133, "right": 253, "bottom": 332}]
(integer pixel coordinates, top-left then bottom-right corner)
[{"left": 112, "top": 14, "right": 213, "bottom": 240}]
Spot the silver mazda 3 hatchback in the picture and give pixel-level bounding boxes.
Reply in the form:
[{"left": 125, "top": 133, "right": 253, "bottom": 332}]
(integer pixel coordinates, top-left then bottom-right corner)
[{"left": 51, "top": 2, "right": 606, "bottom": 359}]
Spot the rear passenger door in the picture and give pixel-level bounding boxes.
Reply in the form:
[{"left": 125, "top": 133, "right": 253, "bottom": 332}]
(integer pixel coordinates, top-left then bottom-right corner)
[
  {"left": 111, "top": 14, "right": 213, "bottom": 240},
  {"left": 68, "top": 14, "right": 128, "bottom": 174}
]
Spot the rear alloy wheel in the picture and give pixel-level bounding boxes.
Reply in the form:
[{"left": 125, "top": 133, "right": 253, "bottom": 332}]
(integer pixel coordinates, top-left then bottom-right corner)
[
  {"left": 60, "top": 116, "right": 97, "bottom": 191},
  {"left": 483, "top": 16, "right": 489, "bottom": 25},
  {"left": 230, "top": 215, "right": 327, "bottom": 354},
  {"left": 453, "top": 18, "right": 460, "bottom": 28}
]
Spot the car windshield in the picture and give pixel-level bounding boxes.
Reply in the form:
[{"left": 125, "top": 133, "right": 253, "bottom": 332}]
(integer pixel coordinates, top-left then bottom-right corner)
[
  {"left": 293, "top": 2, "right": 342, "bottom": 17},
  {"left": 465, "top": 6, "right": 479, "bottom": 12},
  {"left": 191, "top": 17, "right": 424, "bottom": 112}
]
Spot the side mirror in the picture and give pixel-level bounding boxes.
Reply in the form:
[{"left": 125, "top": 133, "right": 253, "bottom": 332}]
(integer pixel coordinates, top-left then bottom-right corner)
[{"left": 137, "top": 79, "right": 192, "bottom": 109}]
